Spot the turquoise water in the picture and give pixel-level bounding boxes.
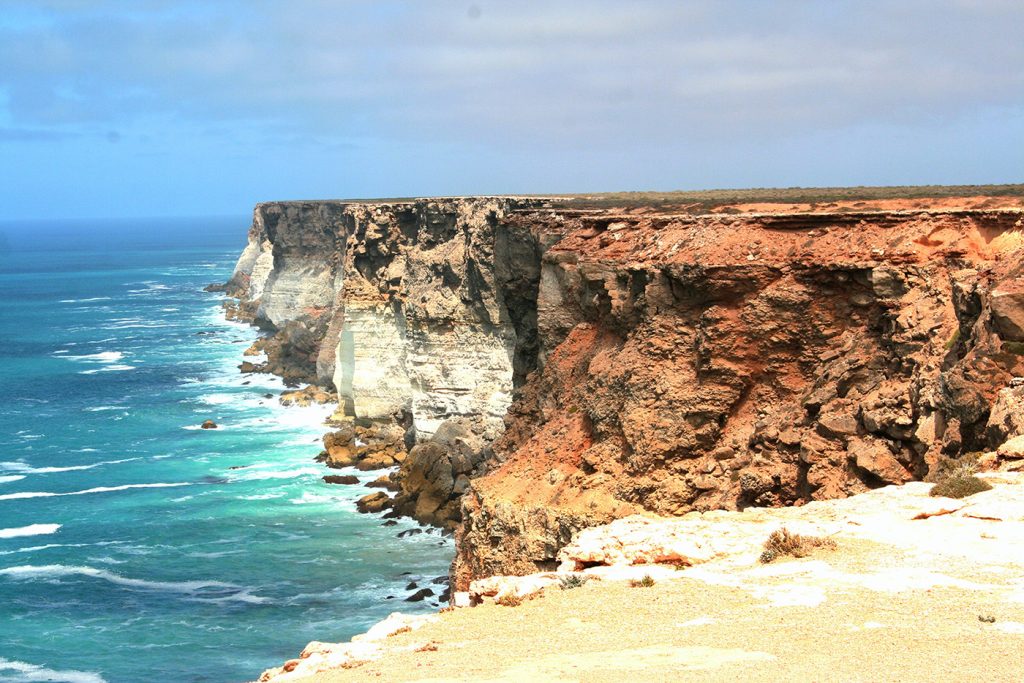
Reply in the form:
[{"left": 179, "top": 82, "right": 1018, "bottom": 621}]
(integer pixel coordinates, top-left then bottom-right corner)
[{"left": 0, "top": 218, "right": 452, "bottom": 683}]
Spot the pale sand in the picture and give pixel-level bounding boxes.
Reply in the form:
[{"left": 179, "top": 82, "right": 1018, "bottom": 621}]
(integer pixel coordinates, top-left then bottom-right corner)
[{"left": 302, "top": 535, "right": 1024, "bottom": 682}]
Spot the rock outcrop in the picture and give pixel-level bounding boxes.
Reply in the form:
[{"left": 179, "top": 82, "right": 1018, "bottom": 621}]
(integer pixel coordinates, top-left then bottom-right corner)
[
  {"left": 451, "top": 204, "right": 1024, "bottom": 588},
  {"left": 218, "top": 193, "right": 1024, "bottom": 590}
]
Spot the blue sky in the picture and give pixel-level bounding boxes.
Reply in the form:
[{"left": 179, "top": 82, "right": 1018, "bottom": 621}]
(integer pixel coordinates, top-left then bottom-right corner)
[{"left": 1, "top": 0, "right": 1022, "bottom": 220}]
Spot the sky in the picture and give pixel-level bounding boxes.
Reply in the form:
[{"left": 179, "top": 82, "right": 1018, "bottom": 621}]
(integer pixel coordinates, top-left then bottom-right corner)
[{"left": 0, "top": 0, "right": 1022, "bottom": 220}]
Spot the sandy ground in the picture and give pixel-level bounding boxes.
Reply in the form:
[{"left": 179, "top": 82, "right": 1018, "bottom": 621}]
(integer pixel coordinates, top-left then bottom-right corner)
[
  {"left": 271, "top": 474, "right": 1024, "bottom": 683},
  {"left": 301, "top": 541, "right": 1024, "bottom": 682}
]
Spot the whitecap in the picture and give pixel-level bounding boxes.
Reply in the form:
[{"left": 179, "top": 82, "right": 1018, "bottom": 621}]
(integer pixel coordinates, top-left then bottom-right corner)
[
  {"left": 0, "top": 564, "right": 266, "bottom": 603},
  {"left": 231, "top": 467, "right": 322, "bottom": 482},
  {"left": 0, "top": 657, "right": 106, "bottom": 683},
  {"left": 0, "top": 541, "right": 122, "bottom": 557},
  {"left": 197, "top": 393, "right": 236, "bottom": 405},
  {"left": 238, "top": 492, "right": 287, "bottom": 501},
  {"left": 0, "top": 457, "right": 141, "bottom": 475},
  {"left": 84, "top": 406, "right": 122, "bottom": 412},
  {"left": 62, "top": 351, "right": 123, "bottom": 363},
  {"left": 79, "top": 364, "right": 135, "bottom": 374},
  {"left": 0, "top": 475, "right": 26, "bottom": 484},
  {"left": 289, "top": 492, "right": 338, "bottom": 505},
  {"left": 0, "top": 524, "right": 61, "bottom": 539},
  {"left": 58, "top": 297, "right": 112, "bottom": 304},
  {"left": 0, "top": 482, "right": 191, "bottom": 501}
]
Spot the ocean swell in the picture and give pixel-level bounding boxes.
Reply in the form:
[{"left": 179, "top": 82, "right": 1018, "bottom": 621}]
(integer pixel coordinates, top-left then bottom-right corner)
[{"left": 0, "top": 564, "right": 269, "bottom": 603}]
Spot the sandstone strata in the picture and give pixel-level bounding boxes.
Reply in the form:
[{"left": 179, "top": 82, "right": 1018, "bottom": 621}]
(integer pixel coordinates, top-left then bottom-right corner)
[{"left": 220, "top": 193, "right": 1024, "bottom": 587}]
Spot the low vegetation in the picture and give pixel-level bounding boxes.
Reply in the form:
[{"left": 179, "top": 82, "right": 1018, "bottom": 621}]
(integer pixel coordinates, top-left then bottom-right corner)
[
  {"left": 559, "top": 574, "right": 590, "bottom": 590},
  {"left": 926, "top": 452, "right": 992, "bottom": 499},
  {"left": 926, "top": 452, "right": 981, "bottom": 483},
  {"left": 759, "top": 527, "right": 837, "bottom": 564},
  {"left": 930, "top": 475, "right": 992, "bottom": 499},
  {"left": 552, "top": 184, "right": 1024, "bottom": 213},
  {"left": 495, "top": 593, "right": 523, "bottom": 607},
  {"left": 628, "top": 575, "right": 656, "bottom": 588}
]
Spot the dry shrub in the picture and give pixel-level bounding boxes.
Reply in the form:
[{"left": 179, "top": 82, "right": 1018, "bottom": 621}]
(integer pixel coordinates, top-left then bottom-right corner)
[
  {"left": 926, "top": 452, "right": 981, "bottom": 483},
  {"left": 930, "top": 475, "right": 992, "bottom": 499},
  {"left": 495, "top": 593, "right": 523, "bottom": 607},
  {"left": 559, "top": 574, "right": 590, "bottom": 590},
  {"left": 628, "top": 575, "right": 656, "bottom": 588},
  {"left": 759, "top": 527, "right": 836, "bottom": 564}
]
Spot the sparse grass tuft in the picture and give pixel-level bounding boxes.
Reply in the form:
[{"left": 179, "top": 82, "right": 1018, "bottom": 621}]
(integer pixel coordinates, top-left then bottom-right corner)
[
  {"left": 495, "top": 593, "right": 523, "bottom": 607},
  {"left": 629, "top": 575, "right": 656, "bottom": 588},
  {"left": 559, "top": 574, "right": 590, "bottom": 590},
  {"left": 930, "top": 475, "right": 992, "bottom": 499},
  {"left": 759, "top": 527, "right": 836, "bottom": 564},
  {"left": 979, "top": 614, "right": 997, "bottom": 624}
]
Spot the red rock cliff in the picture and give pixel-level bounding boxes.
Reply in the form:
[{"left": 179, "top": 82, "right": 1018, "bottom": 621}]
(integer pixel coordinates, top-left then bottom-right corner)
[{"left": 453, "top": 200, "right": 1024, "bottom": 587}]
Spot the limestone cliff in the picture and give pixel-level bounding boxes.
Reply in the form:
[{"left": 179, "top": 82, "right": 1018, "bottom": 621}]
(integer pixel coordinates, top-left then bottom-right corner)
[{"left": 221, "top": 191, "right": 1024, "bottom": 590}]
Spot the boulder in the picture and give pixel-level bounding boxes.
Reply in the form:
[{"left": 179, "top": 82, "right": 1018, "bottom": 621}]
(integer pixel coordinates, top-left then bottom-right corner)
[
  {"left": 322, "top": 475, "right": 359, "bottom": 485},
  {"left": 987, "top": 384, "right": 1024, "bottom": 445},
  {"left": 990, "top": 281, "right": 1024, "bottom": 341},
  {"left": 404, "top": 588, "right": 434, "bottom": 602},
  {"left": 355, "top": 491, "right": 392, "bottom": 514},
  {"left": 391, "top": 417, "right": 499, "bottom": 528},
  {"left": 997, "top": 435, "right": 1024, "bottom": 460},
  {"left": 200, "top": 420, "right": 218, "bottom": 429},
  {"left": 366, "top": 474, "right": 402, "bottom": 492},
  {"left": 280, "top": 384, "right": 336, "bottom": 407},
  {"left": 848, "top": 437, "right": 911, "bottom": 484}
]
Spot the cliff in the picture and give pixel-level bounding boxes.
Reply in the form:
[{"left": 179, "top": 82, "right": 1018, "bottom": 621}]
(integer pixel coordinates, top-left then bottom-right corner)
[{"left": 221, "top": 190, "right": 1024, "bottom": 589}]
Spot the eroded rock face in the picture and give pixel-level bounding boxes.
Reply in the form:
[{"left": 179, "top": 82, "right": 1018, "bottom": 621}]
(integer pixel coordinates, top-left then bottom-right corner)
[
  {"left": 220, "top": 196, "right": 1024, "bottom": 591},
  {"left": 226, "top": 197, "right": 552, "bottom": 426},
  {"left": 452, "top": 206, "right": 1024, "bottom": 588}
]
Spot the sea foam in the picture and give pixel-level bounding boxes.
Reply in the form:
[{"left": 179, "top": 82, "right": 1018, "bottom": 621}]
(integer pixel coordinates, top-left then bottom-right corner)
[
  {"left": 0, "top": 457, "right": 140, "bottom": 475},
  {"left": 62, "top": 351, "right": 124, "bottom": 363},
  {"left": 0, "top": 482, "right": 191, "bottom": 501},
  {"left": 0, "top": 565, "right": 268, "bottom": 603},
  {"left": 0, "top": 657, "right": 106, "bottom": 683},
  {"left": 0, "top": 524, "right": 61, "bottom": 539}
]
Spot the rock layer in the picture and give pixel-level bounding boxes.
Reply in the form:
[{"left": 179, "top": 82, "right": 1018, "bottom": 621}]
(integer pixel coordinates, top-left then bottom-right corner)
[
  {"left": 451, "top": 205, "right": 1024, "bottom": 587},
  {"left": 221, "top": 194, "right": 1024, "bottom": 589}
]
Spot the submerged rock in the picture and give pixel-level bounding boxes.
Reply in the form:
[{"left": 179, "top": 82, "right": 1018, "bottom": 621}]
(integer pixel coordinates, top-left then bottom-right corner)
[{"left": 404, "top": 587, "right": 434, "bottom": 602}]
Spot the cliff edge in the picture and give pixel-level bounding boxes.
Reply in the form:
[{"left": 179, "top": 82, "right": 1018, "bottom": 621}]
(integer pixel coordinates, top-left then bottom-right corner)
[{"left": 217, "top": 188, "right": 1024, "bottom": 590}]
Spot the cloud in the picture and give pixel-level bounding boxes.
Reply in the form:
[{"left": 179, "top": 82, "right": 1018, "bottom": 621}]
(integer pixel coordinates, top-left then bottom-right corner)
[{"left": 0, "top": 0, "right": 1020, "bottom": 150}]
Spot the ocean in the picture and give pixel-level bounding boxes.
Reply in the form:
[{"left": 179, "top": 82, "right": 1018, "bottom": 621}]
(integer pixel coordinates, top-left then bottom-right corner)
[{"left": 0, "top": 217, "right": 452, "bottom": 683}]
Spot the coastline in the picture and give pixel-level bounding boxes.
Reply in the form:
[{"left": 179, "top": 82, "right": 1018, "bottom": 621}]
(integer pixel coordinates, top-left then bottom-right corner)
[
  {"left": 208, "top": 190, "right": 1024, "bottom": 681},
  {"left": 212, "top": 295, "right": 457, "bottom": 608}
]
